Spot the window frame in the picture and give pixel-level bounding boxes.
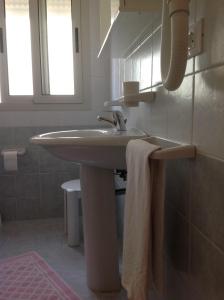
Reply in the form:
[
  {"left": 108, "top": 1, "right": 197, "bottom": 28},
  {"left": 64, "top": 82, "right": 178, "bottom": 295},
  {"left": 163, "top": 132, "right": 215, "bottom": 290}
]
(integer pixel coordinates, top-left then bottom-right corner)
[{"left": 0, "top": 0, "right": 83, "bottom": 106}]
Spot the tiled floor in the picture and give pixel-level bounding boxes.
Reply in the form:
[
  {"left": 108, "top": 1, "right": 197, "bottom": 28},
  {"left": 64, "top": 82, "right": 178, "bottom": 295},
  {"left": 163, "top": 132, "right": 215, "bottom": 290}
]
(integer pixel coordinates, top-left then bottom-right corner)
[{"left": 0, "top": 218, "right": 126, "bottom": 300}]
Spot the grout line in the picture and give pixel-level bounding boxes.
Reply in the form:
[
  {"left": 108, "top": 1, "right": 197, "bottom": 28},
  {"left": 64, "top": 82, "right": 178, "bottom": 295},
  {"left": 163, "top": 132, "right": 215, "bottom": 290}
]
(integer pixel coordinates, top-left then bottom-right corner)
[
  {"left": 188, "top": 0, "right": 198, "bottom": 278},
  {"left": 151, "top": 23, "right": 156, "bottom": 93},
  {"left": 166, "top": 201, "right": 190, "bottom": 225},
  {"left": 139, "top": 59, "right": 224, "bottom": 92},
  {"left": 196, "top": 150, "right": 224, "bottom": 163},
  {"left": 188, "top": 157, "right": 194, "bottom": 277},
  {"left": 125, "top": 24, "right": 161, "bottom": 60},
  {"left": 180, "top": 61, "right": 224, "bottom": 78},
  {"left": 193, "top": 61, "right": 224, "bottom": 75},
  {"left": 191, "top": 223, "right": 224, "bottom": 257},
  {"left": 190, "top": 57, "right": 196, "bottom": 146},
  {"left": 125, "top": 33, "right": 224, "bottom": 91}
]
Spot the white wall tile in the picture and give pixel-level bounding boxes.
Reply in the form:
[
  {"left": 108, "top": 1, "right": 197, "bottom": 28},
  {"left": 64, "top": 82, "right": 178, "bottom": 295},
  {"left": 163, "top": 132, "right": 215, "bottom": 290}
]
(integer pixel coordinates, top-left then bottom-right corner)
[
  {"left": 149, "top": 85, "right": 168, "bottom": 138},
  {"left": 132, "top": 52, "right": 141, "bottom": 83},
  {"left": 124, "top": 58, "right": 133, "bottom": 82},
  {"left": 125, "top": 106, "right": 145, "bottom": 132},
  {"left": 195, "top": 0, "right": 224, "bottom": 71},
  {"left": 119, "top": 59, "right": 125, "bottom": 97},
  {"left": 91, "top": 75, "right": 111, "bottom": 111},
  {"left": 111, "top": 59, "right": 121, "bottom": 100},
  {"left": 140, "top": 39, "right": 152, "bottom": 90},
  {"left": 152, "top": 29, "right": 162, "bottom": 86},
  {"left": 193, "top": 66, "right": 224, "bottom": 159},
  {"left": 0, "top": 111, "right": 99, "bottom": 128},
  {"left": 167, "top": 76, "right": 193, "bottom": 144}
]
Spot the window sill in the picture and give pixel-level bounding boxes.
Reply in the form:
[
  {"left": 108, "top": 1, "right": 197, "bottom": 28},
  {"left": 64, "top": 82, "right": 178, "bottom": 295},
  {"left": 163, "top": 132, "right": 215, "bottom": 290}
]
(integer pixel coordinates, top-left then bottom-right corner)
[{"left": 0, "top": 101, "right": 91, "bottom": 111}]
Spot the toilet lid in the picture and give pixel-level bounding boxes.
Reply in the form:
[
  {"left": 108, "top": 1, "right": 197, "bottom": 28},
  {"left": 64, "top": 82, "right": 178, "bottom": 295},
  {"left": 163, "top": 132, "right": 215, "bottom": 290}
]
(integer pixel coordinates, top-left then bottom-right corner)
[{"left": 61, "top": 179, "right": 81, "bottom": 192}]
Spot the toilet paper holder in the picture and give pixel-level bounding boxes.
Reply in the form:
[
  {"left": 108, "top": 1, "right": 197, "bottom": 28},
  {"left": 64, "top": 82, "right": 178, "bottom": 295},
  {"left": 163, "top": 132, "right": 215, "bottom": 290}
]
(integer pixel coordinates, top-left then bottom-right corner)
[{"left": 1, "top": 148, "right": 26, "bottom": 156}]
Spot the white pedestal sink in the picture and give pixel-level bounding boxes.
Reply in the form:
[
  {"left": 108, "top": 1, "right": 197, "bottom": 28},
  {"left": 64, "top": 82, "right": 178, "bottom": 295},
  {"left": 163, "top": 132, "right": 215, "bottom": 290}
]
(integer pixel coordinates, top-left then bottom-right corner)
[{"left": 31, "top": 128, "right": 147, "bottom": 292}]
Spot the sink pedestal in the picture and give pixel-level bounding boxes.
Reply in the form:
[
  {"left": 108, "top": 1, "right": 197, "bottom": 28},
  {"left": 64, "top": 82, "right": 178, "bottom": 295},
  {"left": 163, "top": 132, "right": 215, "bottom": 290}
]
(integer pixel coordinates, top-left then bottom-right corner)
[{"left": 80, "top": 165, "right": 121, "bottom": 292}]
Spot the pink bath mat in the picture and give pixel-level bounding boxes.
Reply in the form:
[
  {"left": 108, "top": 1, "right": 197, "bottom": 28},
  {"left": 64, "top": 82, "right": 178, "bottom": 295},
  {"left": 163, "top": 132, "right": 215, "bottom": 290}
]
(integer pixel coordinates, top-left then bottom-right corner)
[{"left": 0, "top": 251, "right": 81, "bottom": 300}]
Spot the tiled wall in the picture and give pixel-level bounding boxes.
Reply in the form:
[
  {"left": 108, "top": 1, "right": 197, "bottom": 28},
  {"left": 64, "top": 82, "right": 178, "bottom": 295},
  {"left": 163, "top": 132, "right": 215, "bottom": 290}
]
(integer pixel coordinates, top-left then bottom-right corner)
[
  {"left": 0, "top": 126, "right": 81, "bottom": 221},
  {"left": 112, "top": 0, "right": 224, "bottom": 299}
]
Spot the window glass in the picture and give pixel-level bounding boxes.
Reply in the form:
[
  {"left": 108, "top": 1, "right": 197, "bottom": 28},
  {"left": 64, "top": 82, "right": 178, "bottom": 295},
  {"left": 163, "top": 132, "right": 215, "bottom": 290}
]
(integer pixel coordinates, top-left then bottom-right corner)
[
  {"left": 5, "top": 0, "right": 33, "bottom": 95},
  {"left": 40, "top": 0, "right": 75, "bottom": 95}
]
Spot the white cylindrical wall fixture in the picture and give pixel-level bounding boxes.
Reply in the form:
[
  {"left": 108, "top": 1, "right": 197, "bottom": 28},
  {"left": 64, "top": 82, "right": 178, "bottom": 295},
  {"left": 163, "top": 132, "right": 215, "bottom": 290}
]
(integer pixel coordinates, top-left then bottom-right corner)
[
  {"left": 1, "top": 148, "right": 26, "bottom": 171},
  {"left": 123, "top": 81, "right": 139, "bottom": 96},
  {"left": 161, "top": 0, "right": 190, "bottom": 91},
  {"left": 123, "top": 81, "right": 139, "bottom": 107},
  {"left": 3, "top": 150, "right": 18, "bottom": 171}
]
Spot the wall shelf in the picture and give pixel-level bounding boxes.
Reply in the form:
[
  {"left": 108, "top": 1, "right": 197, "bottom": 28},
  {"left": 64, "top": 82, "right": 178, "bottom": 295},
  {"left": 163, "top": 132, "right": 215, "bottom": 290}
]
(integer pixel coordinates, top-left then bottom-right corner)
[
  {"left": 104, "top": 91, "right": 156, "bottom": 107},
  {"left": 98, "top": 0, "right": 162, "bottom": 58}
]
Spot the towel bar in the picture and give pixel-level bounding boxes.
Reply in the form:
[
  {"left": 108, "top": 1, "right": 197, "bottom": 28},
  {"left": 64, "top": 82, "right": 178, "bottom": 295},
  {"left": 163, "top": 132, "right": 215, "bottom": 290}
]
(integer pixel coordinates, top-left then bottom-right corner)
[{"left": 143, "top": 137, "right": 196, "bottom": 160}]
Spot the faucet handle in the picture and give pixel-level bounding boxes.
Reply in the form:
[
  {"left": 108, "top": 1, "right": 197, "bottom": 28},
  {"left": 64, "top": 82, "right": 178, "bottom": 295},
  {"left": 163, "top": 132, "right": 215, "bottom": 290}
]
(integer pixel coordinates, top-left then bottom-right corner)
[
  {"left": 112, "top": 111, "right": 127, "bottom": 131},
  {"left": 97, "top": 115, "right": 117, "bottom": 127},
  {"left": 97, "top": 110, "right": 127, "bottom": 131}
]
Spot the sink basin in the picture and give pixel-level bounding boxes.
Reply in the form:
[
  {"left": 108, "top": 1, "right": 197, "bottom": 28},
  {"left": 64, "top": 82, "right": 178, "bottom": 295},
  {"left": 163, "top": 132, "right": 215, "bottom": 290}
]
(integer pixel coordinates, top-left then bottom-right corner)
[{"left": 31, "top": 128, "right": 147, "bottom": 169}]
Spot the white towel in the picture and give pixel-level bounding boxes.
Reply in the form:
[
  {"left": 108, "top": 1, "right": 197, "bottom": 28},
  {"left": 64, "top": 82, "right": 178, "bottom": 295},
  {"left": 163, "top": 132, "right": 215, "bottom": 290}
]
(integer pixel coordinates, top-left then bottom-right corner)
[{"left": 122, "top": 139, "right": 165, "bottom": 300}]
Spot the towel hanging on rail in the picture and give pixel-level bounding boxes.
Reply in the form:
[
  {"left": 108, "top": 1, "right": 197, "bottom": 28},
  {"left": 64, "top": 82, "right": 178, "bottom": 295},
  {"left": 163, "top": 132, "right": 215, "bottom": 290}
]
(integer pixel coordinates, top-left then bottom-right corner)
[{"left": 122, "top": 139, "right": 165, "bottom": 300}]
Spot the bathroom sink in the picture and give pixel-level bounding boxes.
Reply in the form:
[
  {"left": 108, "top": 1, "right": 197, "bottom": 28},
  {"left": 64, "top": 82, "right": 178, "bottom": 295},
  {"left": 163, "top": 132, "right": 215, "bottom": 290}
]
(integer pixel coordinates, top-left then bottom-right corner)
[
  {"left": 31, "top": 127, "right": 147, "bottom": 293},
  {"left": 31, "top": 128, "right": 147, "bottom": 169}
]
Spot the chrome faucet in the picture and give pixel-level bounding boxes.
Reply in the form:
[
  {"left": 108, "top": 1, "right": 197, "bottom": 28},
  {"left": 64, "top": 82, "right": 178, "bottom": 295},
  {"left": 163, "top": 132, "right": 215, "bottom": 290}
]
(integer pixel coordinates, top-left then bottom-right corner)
[{"left": 97, "top": 111, "right": 127, "bottom": 131}]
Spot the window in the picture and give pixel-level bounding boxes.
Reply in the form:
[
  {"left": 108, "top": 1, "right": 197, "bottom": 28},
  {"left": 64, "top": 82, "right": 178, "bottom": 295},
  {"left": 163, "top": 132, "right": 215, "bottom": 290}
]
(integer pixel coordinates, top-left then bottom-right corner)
[{"left": 0, "top": 0, "right": 82, "bottom": 105}]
